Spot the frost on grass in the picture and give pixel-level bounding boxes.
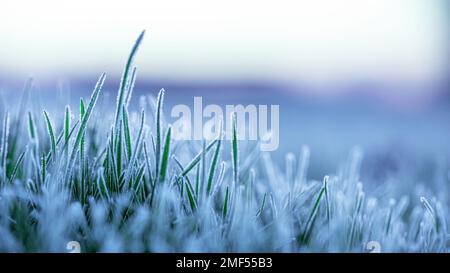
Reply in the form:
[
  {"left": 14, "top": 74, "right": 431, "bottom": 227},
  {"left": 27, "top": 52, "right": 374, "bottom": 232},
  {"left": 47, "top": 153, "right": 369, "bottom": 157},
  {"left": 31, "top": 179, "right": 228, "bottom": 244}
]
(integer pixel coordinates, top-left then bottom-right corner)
[{"left": 0, "top": 32, "right": 449, "bottom": 253}]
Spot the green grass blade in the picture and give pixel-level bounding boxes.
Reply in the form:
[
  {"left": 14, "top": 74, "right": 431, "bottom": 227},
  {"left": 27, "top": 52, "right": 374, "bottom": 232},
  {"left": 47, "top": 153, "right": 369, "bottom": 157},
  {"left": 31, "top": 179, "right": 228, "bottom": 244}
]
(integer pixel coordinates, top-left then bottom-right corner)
[
  {"left": 79, "top": 98, "right": 86, "bottom": 173},
  {"left": 301, "top": 181, "right": 327, "bottom": 242},
  {"left": 159, "top": 125, "right": 171, "bottom": 183},
  {"left": 115, "top": 120, "right": 123, "bottom": 176},
  {"left": 9, "top": 149, "right": 26, "bottom": 183},
  {"left": 125, "top": 67, "right": 137, "bottom": 108},
  {"left": 223, "top": 186, "right": 229, "bottom": 218},
  {"left": 211, "top": 161, "right": 227, "bottom": 196},
  {"left": 27, "top": 111, "right": 40, "bottom": 172},
  {"left": 114, "top": 30, "right": 145, "bottom": 129},
  {"left": 106, "top": 131, "right": 120, "bottom": 191},
  {"left": 10, "top": 78, "right": 32, "bottom": 158},
  {"left": 27, "top": 112, "right": 37, "bottom": 142},
  {"left": 231, "top": 112, "right": 239, "bottom": 184},
  {"left": 132, "top": 162, "right": 146, "bottom": 193},
  {"left": 180, "top": 137, "right": 219, "bottom": 177},
  {"left": 143, "top": 142, "right": 153, "bottom": 184},
  {"left": 143, "top": 141, "right": 155, "bottom": 205},
  {"left": 185, "top": 179, "right": 197, "bottom": 212},
  {"left": 207, "top": 121, "right": 223, "bottom": 194},
  {"left": 154, "top": 88, "right": 164, "bottom": 182},
  {"left": 195, "top": 164, "right": 200, "bottom": 197},
  {"left": 43, "top": 110, "right": 56, "bottom": 161},
  {"left": 96, "top": 169, "right": 111, "bottom": 201},
  {"left": 256, "top": 192, "right": 267, "bottom": 217},
  {"left": 0, "top": 112, "right": 9, "bottom": 181},
  {"left": 47, "top": 120, "right": 79, "bottom": 165},
  {"left": 122, "top": 105, "right": 132, "bottom": 159},
  {"left": 80, "top": 98, "right": 86, "bottom": 117},
  {"left": 323, "top": 176, "right": 331, "bottom": 222},
  {"left": 41, "top": 154, "right": 46, "bottom": 183},
  {"left": 199, "top": 141, "right": 206, "bottom": 203},
  {"left": 66, "top": 73, "right": 106, "bottom": 179},
  {"left": 125, "top": 110, "right": 145, "bottom": 187},
  {"left": 64, "top": 105, "right": 70, "bottom": 161},
  {"left": 307, "top": 185, "right": 326, "bottom": 226}
]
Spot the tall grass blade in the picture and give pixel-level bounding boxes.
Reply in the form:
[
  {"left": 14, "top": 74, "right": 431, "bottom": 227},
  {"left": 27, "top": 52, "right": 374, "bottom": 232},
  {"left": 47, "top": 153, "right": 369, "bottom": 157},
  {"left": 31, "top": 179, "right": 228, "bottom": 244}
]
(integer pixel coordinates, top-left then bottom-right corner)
[
  {"left": 231, "top": 112, "right": 239, "bottom": 184},
  {"left": 27, "top": 112, "right": 37, "bottom": 142},
  {"left": 0, "top": 112, "right": 9, "bottom": 182},
  {"left": 125, "top": 110, "right": 145, "bottom": 187},
  {"left": 122, "top": 105, "right": 132, "bottom": 159},
  {"left": 186, "top": 180, "right": 197, "bottom": 212},
  {"left": 301, "top": 181, "right": 327, "bottom": 242},
  {"left": 10, "top": 78, "right": 32, "bottom": 158},
  {"left": 79, "top": 99, "right": 85, "bottom": 159},
  {"left": 64, "top": 105, "right": 70, "bottom": 162},
  {"left": 207, "top": 120, "right": 222, "bottom": 194},
  {"left": 125, "top": 67, "right": 137, "bottom": 108},
  {"left": 154, "top": 88, "right": 164, "bottom": 182},
  {"left": 223, "top": 186, "right": 229, "bottom": 218},
  {"left": 114, "top": 30, "right": 145, "bottom": 129},
  {"left": 66, "top": 73, "right": 106, "bottom": 179},
  {"left": 159, "top": 126, "right": 171, "bottom": 183},
  {"left": 9, "top": 150, "right": 26, "bottom": 183}
]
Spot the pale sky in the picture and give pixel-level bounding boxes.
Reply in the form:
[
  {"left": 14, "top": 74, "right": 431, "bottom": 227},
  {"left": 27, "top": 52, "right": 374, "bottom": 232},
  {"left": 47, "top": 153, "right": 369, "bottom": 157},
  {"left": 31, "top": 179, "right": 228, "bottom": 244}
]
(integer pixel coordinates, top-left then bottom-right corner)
[{"left": 0, "top": 0, "right": 448, "bottom": 88}]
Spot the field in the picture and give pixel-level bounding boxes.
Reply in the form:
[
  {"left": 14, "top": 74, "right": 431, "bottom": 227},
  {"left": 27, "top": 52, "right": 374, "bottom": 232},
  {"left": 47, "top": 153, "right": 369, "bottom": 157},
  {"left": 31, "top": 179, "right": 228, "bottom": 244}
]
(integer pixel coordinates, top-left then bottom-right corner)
[{"left": 0, "top": 31, "right": 448, "bottom": 253}]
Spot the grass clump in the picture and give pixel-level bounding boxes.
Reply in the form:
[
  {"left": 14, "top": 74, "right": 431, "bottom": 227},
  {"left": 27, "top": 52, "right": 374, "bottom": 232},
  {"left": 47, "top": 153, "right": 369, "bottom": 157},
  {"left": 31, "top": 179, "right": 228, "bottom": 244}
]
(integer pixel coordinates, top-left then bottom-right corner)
[{"left": 0, "top": 31, "right": 449, "bottom": 253}]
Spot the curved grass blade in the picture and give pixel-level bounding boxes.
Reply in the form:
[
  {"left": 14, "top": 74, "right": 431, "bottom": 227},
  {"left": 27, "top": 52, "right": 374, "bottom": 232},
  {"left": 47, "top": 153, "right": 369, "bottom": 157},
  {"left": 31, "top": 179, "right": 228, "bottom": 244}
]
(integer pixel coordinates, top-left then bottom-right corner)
[
  {"left": 154, "top": 88, "right": 164, "bottom": 182},
  {"left": 66, "top": 73, "right": 106, "bottom": 179},
  {"left": 207, "top": 121, "right": 223, "bottom": 194},
  {"left": 114, "top": 30, "right": 145, "bottom": 129},
  {"left": 43, "top": 111, "right": 56, "bottom": 161}
]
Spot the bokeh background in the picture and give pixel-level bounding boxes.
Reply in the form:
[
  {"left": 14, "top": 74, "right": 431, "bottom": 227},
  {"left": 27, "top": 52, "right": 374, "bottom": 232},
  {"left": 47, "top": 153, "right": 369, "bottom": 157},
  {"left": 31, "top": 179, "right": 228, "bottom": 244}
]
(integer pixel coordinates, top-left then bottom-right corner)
[{"left": 0, "top": 0, "right": 449, "bottom": 182}]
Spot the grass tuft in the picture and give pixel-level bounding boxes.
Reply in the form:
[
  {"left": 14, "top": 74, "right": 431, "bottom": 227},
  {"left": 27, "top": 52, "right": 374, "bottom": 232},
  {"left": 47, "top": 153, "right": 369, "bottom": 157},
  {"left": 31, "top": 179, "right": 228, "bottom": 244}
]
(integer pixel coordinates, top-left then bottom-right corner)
[{"left": 0, "top": 32, "right": 448, "bottom": 253}]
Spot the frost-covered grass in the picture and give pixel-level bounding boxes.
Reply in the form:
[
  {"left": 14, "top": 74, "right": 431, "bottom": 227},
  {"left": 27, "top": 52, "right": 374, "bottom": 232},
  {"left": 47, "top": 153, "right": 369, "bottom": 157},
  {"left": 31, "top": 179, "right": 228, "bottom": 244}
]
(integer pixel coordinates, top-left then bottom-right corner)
[{"left": 0, "top": 31, "right": 449, "bottom": 253}]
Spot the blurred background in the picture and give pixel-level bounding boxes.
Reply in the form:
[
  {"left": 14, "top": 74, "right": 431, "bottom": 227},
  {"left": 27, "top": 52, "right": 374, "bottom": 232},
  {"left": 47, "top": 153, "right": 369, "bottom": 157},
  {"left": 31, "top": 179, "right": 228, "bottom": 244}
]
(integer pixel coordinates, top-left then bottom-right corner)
[{"left": 0, "top": 0, "right": 449, "bottom": 181}]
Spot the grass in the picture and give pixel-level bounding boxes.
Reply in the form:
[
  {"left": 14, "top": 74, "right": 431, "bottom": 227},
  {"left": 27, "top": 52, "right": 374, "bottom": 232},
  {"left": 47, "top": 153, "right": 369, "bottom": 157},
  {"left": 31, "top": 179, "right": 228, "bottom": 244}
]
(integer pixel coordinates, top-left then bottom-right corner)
[{"left": 0, "top": 31, "right": 449, "bottom": 252}]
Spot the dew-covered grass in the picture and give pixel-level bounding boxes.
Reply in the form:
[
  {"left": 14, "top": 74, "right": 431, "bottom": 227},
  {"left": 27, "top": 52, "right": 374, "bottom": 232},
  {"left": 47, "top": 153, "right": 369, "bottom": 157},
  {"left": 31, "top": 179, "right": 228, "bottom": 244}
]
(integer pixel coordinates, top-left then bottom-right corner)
[{"left": 0, "top": 31, "right": 448, "bottom": 252}]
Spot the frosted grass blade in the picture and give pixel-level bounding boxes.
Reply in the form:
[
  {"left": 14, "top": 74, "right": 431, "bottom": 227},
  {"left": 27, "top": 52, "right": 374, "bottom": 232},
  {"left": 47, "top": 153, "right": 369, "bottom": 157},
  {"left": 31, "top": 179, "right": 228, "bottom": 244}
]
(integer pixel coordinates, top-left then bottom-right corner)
[{"left": 114, "top": 30, "right": 145, "bottom": 129}]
